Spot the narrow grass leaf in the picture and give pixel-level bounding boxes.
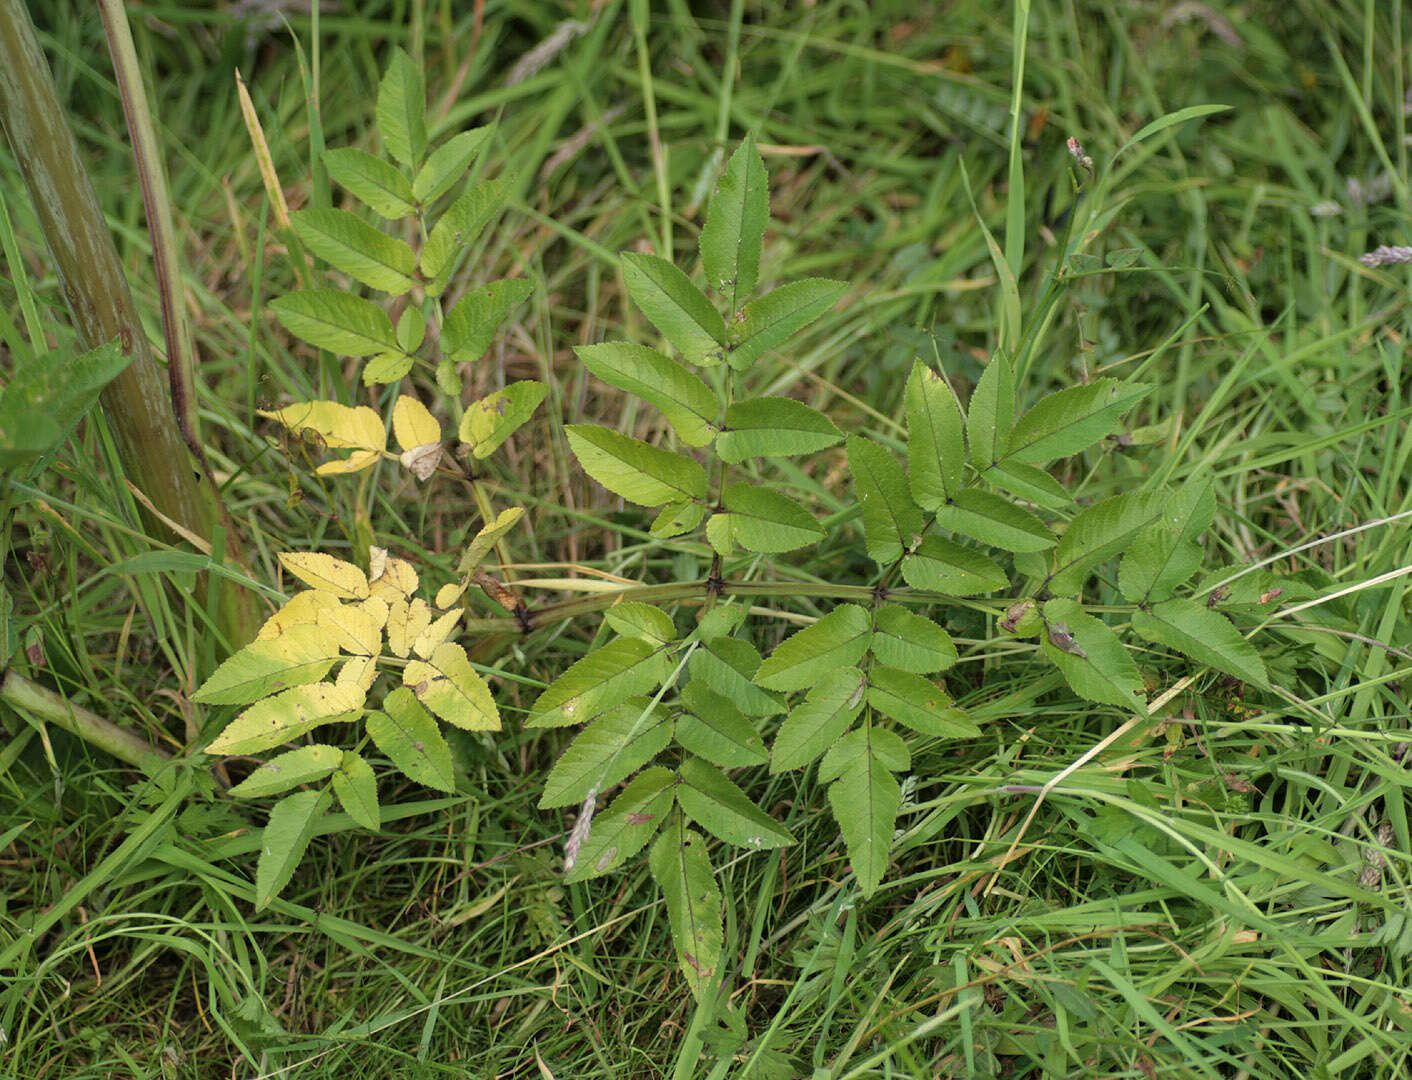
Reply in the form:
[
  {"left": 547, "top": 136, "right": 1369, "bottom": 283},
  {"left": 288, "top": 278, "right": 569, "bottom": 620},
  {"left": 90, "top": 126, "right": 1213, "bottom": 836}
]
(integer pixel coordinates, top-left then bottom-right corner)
[
  {"left": 620, "top": 253, "right": 728, "bottom": 366},
  {"left": 1131, "top": 598, "right": 1270, "bottom": 688},
  {"left": 256, "top": 789, "right": 332, "bottom": 910},
  {"left": 770, "top": 666, "right": 866, "bottom": 772},
  {"left": 869, "top": 605, "right": 958, "bottom": 673},
  {"left": 270, "top": 290, "right": 398, "bottom": 356},
  {"left": 566, "top": 425, "right": 707, "bottom": 506},
  {"left": 228, "top": 744, "right": 342, "bottom": 799},
  {"left": 322, "top": 147, "right": 415, "bottom": 218},
  {"left": 936, "top": 489, "right": 1054, "bottom": 553},
  {"left": 1005, "top": 379, "right": 1152, "bottom": 465},
  {"left": 848, "top": 435, "right": 923, "bottom": 565},
  {"left": 650, "top": 821, "right": 724, "bottom": 1001},
  {"left": 717, "top": 396, "right": 842, "bottom": 462},
  {"left": 290, "top": 208, "right": 415, "bottom": 294},
  {"left": 906, "top": 360, "right": 966, "bottom": 508},
  {"left": 566, "top": 767, "right": 675, "bottom": 882},
  {"left": 901, "top": 536, "right": 1009, "bottom": 595},
  {"left": 727, "top": 279, "right": 847, "bottom": 371},
  {"left": 700, "top": 137, "right": 767, "bottom": 310},
  {"left": 576, "top": 342, "right": 717, "bottom": 446},
  {"left": 677, "top": 756, "right": 794, "bottom": 849},
  {"left": 754, "top": 603, "right": 872, "bottom": 692},
  {"left": 539, "top": 702, "right": 671, "bottom": 808},
  {"left": 1039, "top": 598, "right": 1145, "bottom": 710},
  {"left": 366, "top": 687, "right": 456, "bottom": 792}
]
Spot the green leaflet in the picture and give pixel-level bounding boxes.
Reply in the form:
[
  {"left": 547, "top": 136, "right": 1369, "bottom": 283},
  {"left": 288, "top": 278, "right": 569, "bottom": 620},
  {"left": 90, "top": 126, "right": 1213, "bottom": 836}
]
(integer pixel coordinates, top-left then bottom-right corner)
[
  {"left": 935, "top": 489, "right": 1054, "bottom": 553},
  {"left": 366, "top": 688, "right": 456, "bottom": 793},
  {"left": 866, "top": 667, "right": 977, "bottom": 738},
  {"left": 900, "top": 535, "right": 1009, "bottom": 595},
  {"left": 984, "top": 460, "right": 1070, "bottom": 510},
  {"left": 966, "top": 353, "right": 1014, "bottom": 470},
  {"left": 727, "top": 279, "right": 847, "bottom": 371},
  {"left": 1005, "top": 379, "right": 1152, "bottom": 465},
  {"left": 322, "top": 147, "right": 416, "bottom": 219},
  {"left": 688, "top": 639, "right": 785, "bottom": 717},
  {"left": 603, "top": 602, "right": 677, "bottom": 645},
  {"left": 620, "top": 253, "right": 728, "bottom": 366},
  {"left": 457, "top": 507, "right": 524, "bottom": 576},
  {"left": 0, "top": 338, "right": 132, "bottom": 472},
  {"left": 1131, "top": 598, "right": 1270, "bottom": 688},
  {"left": 869, "top": 605, "right": 958, "bottom": 673},
  {"left": 290, "top": 208, "right": 415, "bottom": 294},
  {"left": 421, "top": 179, "right": 507, "bottom": 291},
  {"left": 1047, "top": 491, "right": 1166, "bottom": 596},
  {"left": 441, "top": 278, "right": 534, "bottom": 368},
  {"left": 821, "top": 728, "right": 907, "bottom": 896},
  {"left": 699, "top": 137, "right": 767, "bottom": 310},
  {"left": 576, "top": 342, "right": 717, "bottom": 446},
  {"left": 565, "top": 425, "right": 707, "bottom": 506},
  {"left": 412, "top": 126, "right": 492, "bottom": 204},
  {"left": 539, "top": 701, "right": 672, "bottom": 808},
  {"left": 651, "top": 500, "right": 706, "bottom": 539},
  {"left": 649, "top": 819, "right": 724, "bottom": 1001},
  {"left": 716, "top": 396, "right": 842, "bottom": 462},
  {"left": 905, "top": 360, "right": 966, "bottom": 509},
  {"left": 677, "top": 682, "right": 768, "bottom": 767},
  {"left": 1119, "top": 479, "right": 1215, "bottom": 603},
  {"left": 396, "top": 307, "right": 426, "bottom": 353},
  {"left": 331, "top": 751, "right": 380, "bottom": 830},
  {"left": 194, "top": 624, "right": 344, "bottom": 706},
  {"left": 754, "top": 604, "right": 872, "bottom": 692},
  {"left": 256, "top": 789, "right": 333, "bottom": 910},
  {"left": 676, "top": 756, "right": 794, "bottom": 849},
  {"left": 403, "top": 642, "right": 500, "bottom": 731},
  {"left": 1039, "top": 598, "right": 1146, "bottom": 710},
  {"left": 376, "top": 48, "right": 426, "bottom": 168},
  {"left": 770, "top": 666, "right": 866, "bottom": 773},
  {"left": 459, "top": 381, "right": 547, "bottom": 459},
  {"left": 715, "top": 484, "right": 823, "bottom": 554},
  {"left": 270, "top": 290, "right": 399, "bottom": 357},
  {"left": 228, "top": 744, "right": 342, "bottom": 799},
  {"left": 565, "top": 767, "right": 676, "bottom": 882},
  {"left": 848, "top": 436, "right": 923, "bottom": 566},
  {"left": 205, "top": 681, "right": 363, "bottom": 755},
  {"left": 529, "top": 636, "right": 669, "bottom": 727}
]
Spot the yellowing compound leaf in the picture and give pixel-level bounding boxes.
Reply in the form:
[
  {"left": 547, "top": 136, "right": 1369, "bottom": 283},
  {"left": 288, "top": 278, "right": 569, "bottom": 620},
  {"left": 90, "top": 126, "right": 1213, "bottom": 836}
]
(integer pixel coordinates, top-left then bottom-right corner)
[
  {"left": 404, "top": 642, "right": 500, "bottom": 730},
  {"left": 368, "top": 551, "right": 419, "bottom": 601},
  {"left": 386, "top": 597, "right": 433, "bottom": 659},
  {"left": 458, "top": 381, "right": 548, "bottom": 459},
  {"left": 256, "top": 590, "right": 329, "bottom": 640},
  {"left": 314, "top": 597, "right": 382, "bottom": 655},
  {"left": 206, "top": 680, "right": 364, "bottom": 755},
  {"left": 260, "top": 401, "right": 386, "bottom": 476},
  {"left": 194, "top": 624, "right": 344, "bottom": 706},
  {"left": 336, "top": 656, "right": 379, "bottom": 693},
  {"left": 412, "top": 608, "right": 462, "bottom": 658},
  {"left": 278, "top": 552, "right": 371, "bottom": 599}
]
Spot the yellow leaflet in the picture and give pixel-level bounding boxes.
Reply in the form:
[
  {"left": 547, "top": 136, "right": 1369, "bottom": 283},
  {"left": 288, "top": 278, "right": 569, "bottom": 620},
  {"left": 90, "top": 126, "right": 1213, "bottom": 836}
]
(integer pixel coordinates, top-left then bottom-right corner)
[
  {"left": 386, "top": 596, "right": 432, "bottom": 658},
  {"left": 434, "top": 582, "right": 467, "bottom": 609},
  {"left": 279, "top": 552, "right": 371, "bottom": 599},
  {"left": 456, "top": 507, "right": 524, "bottom": 575},
  {"left": 369, "top": 555, "right": 420, "bottom": 601},
  {"left": 256, "top": 589, "right": 332, "bottom": 640},
  {"left": 392, "top": 395, "right": 441, "bottom": 451},
  {"left": 368, "top": 546, "right": 388, "bottom": 582},
  {"left": 315, "top": 598, "right": 382, "bottom": 655},
  {"left": 260, "top": 401, "right": 385, "bottom": 451},
  {"left": 316, "top": 449, "right": 381, "bottom": 476},
  {"left": 359, "top": 595, "right": 391, "bottom": 634},
  {"left": 206, "top": 681, "right": 364, "bottom": 756},
  {"left": 412, "top": 608, "right": 462, "bottom": 659},
  {"left": 404, "top": 642, "right": 500, "bottom": 731},
  {"left": 336, "top": 656, "right": 379, "bottom": 694}
]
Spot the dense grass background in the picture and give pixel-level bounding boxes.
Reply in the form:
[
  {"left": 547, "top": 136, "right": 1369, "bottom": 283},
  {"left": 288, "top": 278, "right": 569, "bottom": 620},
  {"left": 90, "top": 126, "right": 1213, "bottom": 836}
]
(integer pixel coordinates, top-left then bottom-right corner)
[{"left": 2, "top": 0, "right": 1411, "bottom": 1076}]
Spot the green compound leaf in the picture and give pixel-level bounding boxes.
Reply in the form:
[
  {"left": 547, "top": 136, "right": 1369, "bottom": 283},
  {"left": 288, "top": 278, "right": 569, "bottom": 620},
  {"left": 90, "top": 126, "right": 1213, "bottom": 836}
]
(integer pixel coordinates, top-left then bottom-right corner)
[
  {"left": 441, "top": 278, "right": 533, "bottom": 367},
  {"left": 255, "top": 789, "right": 333, "bottom": 910},
  {"left": 905, "top": 360, "right": 966, "bottom": 509},
  {"left": 676, "top": 683, "right": 767, "bottom": 767},
  {"left": 967, "top": 353, "right": 1014, "bottom": 470},
  {"left": 363, "top": 352, "right": 415, "bottom": 386},
  {"left": 205, "top": 681, "right": 364, "bottom": 755},
  {"left": 700, "top": 137, "right": 767, "bottom": 310},
  {"left": 727, "top": 279, "right": 847, "bottom": 372},
  {"left": 717, "top": 484, "right": 824, "bottom": 554},
  {"left": 869, "top": 604, "right": 958, "bottom": 673},
  {"left": 539, "top": 701, "right": 672, "bottom": 809},
  {"left": 822, "top": 729, "right": 905, "bottom": 896},
  {"left": 985, "top": 460, "right": 1071, "bottom": 510},
  {"left": 270, "top": 290, "right": 398, "bottom": 356},
  {"left": 566, "top": 425, "right": 707, "bottom": 506},
  {"left": 566, "top": 767, "right": 675, "bottom": 882},
  {"left": 576, "top": 342, "right": 717, "bottom": 446},
  {"left": 322, "top": 147, "right": 416, "bottom": 218},
  {"left": 1119, "top": 479, "right": 1215, "bottom": 604},
  {"left": 331, "top": 751, "right": 380, "bottom": 830},
  {"left": 420, "top": 178, "right": 507, "bottom": 293},
  {"left": 194, "top": 624, "right": 344, "bottom": 706},
  {"left": 900, "top": 535, "right": 1009, "bottom": 595},
  {"left": 459, "top": 380, "right": 547, "bottom": 459},
  {"left": 866, "top": 667, "right": 977, "bottom": 738},
  {"left": 228, "top": 744, "right": 342, "bottom": 799},
  {"left": 620, "top": 252, "right": 728, "bottom": 367},
  {"left": 935, "top": 489, "right": 1055, "bottom": 553},
  {"left": 1005, "top": 379, "right": 1152, "bottom": 465},
  {"left": 770, "top": 666, "right": 866, "bottom": 773},
  {"left": 366, "top": 687, "right": 456, "bottom": 793},
  {"left": 688, "top": 639, "right": 785, "bottom": 717},
  {"left": 376, "top": 48, "right": 426, "bottom": 168},
  {"left": 412, "top": 126, "right": 493, "bottom": 204},
  {"left": 289, "top": 208, "right": 415, "bottom": 294},
  {"left": 754, "top": 603, "right": 872, "bottom": 692},
  {"left": 848, "top": 435, "right": 924, "bottom": 566},
  {"left": 1040, "top": 598, "right": 1146, "bottom": 711},
  {"left": 676, "top": 756, "right": 794, "bottom": 849},
  {"left": 529, "top": 636, "right": 669, "bottom": 727},
  {"left": 1131, "top": 598, "right": 1270, "bottom": 689},
  {"left": 650, "top": 819, "right": 724, "bottom": 1001},
  {"left": 717, "top": 396, "right": 842, "bottom": 462},
  {"left": 1047, "top": 491, "right": 1166, "bottom": 596}
]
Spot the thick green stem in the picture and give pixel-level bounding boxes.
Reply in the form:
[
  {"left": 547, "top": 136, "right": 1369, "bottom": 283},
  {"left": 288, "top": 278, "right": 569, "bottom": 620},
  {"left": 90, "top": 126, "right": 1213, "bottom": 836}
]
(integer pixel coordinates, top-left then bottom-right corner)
[{"left": 1, "top": 668, "right": 171, "bottom": 776}]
